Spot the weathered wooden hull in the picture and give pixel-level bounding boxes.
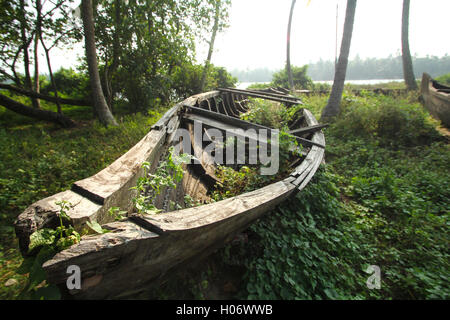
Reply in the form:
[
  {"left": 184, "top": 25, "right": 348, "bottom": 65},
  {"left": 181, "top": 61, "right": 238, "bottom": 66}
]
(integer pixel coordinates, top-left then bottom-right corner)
[
  {"left": 15, "top": 89, "right": 325, "bottom": 299},
  {"left": 421, "top": 73, "right": 450, "bottom": 128}
]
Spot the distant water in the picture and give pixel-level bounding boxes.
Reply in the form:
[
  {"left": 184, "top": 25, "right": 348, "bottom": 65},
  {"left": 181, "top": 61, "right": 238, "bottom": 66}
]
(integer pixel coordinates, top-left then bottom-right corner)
[
  {"left": 236, "top": 79, "right": 404, "bottom": 90},
  {"left": 314, "top": 79, "right": 404, "bottom": 86}
]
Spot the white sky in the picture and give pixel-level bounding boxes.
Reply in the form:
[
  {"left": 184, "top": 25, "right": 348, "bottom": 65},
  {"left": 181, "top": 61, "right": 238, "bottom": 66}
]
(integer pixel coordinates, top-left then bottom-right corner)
[
  {"left": 48, "top": 0, "right": 450, "bottom": 72},
  {"left": 196, "top": 0, "right": 450, "bottom": 70}
]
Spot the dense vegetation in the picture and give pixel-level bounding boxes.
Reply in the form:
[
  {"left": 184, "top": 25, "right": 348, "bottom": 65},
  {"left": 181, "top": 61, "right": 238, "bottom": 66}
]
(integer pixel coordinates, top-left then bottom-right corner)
[
  {"left": 147, "top": 90, "right": 449, "bottom": 300},
  {"left": 436, "top": 72, "right": 450, "bottom": 86},
  {"left": 238, "top": 92, "right": 449, "bottom": 299},
  {"left": 0, "top": 0, "right": 235, "bottom": 126}
]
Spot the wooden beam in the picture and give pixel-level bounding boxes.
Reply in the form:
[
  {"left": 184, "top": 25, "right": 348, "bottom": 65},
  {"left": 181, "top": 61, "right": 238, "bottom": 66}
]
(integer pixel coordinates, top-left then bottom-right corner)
[
  {"left": 184, "top": 105, "right": 270, "bottom": 132},
  {"left": 295, "top": 136, "right": 325, "bottom": 149},
  {"left": 288, "top": 124, "right": 329, "bottom": 136},
  {"left": 184, "top": 106, "right": 325, "bottom": 149},
  {"left": 226, "top": 87, "right": 302, "bottom": 102},
  {"left": 183, "top": 113, "right": 270, "bottom": 146},
  {"left": 151, "top": 104, "right": 181, "bottom": 130},
  {"left": 218, "top": 88, "right": 303, "bottom": 105}
]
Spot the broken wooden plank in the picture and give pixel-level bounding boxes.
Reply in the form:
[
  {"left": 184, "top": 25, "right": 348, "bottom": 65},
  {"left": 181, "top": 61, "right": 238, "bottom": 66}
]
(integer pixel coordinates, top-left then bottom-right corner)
[
  {"left": 14, "top": 190, "right": 103, "bottom": 256},
  {"left": 295, "top": 136, "right": 325, "bottom": 149},
  {"left": 185, "top": 105, "right": 271, "bottom": 132},
  {"left": 228, "top": 87, "right": 302, "bottom": 102},
  {"left": 183, "top": 113, "right": 271, "bottom": 146},
  {"left": 185, "top": 106, "right": 324, "bottom": 149},
  {"left": 289, "top": 123, "right": 329, "bottom": 136},
  {"left": 151, "top": 104, "right": 181, "bottom": 130},
  {"left": 218, "top": 88, "right": 303, "bottom": 105},
  {"left": 72, "top": 128, "right": 166, "bottom": 206}
]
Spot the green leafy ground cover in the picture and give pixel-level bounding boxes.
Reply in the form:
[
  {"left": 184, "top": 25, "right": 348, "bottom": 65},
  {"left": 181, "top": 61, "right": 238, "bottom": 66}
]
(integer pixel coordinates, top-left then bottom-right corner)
[
  {"left": 151, "top": 91, "right": 449, "bottom": 300},
  {"left": 234, "top": 92, "right": 448, "bottom": 299},
  {"left": 0, "top": 90, "right": 448, "bottom": 300}
]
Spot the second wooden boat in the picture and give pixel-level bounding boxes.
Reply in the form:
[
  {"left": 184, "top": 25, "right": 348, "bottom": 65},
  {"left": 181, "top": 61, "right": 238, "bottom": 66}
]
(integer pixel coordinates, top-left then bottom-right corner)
[{"left": 421, "top": 72, "right": 450, "bottom": 127}]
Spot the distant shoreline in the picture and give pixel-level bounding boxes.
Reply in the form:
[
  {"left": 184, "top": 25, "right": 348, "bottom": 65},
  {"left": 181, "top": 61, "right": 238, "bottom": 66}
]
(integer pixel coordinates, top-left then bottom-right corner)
[{"left": 236, "top": 79, "right": 404, "bottom": 89}]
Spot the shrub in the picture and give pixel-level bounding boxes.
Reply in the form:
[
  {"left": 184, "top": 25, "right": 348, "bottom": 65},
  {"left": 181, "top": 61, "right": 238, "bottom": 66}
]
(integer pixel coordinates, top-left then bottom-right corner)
[
  {"left": 272, "top": 65, "right": 313, "bottom": 89},
  {"left": 240, "top": 98, "right": 288, "bottom": 129},
  {"left": 41, "top": 68, "right": 90, "bottom": 99},
  {"left": 329, "top": 93, "right": 441, "bottom": 147},
  {"left": 435, "top": 72, "right": 450, "bottom": 85}
]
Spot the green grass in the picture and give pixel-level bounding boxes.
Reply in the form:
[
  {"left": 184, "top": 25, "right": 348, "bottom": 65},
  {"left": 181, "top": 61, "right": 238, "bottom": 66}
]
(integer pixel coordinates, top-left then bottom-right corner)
[
  {"left": 234, "top": 92, "right": 449, "bottom": 299},
  {"left": 344, "top": 81, "right": 408, "bottom": 91},
  {"left": 0, "top": 98, "right": 165, "bottom": 299}
]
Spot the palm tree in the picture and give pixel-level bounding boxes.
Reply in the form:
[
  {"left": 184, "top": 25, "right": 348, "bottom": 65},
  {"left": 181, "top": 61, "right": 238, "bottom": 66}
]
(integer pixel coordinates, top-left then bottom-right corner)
[
  {"left": 81, "top": 0, "right": 118, "bottom": 126},
  {"left": 321, "top": 0, "right": 357, "bottom": 120},
  {"left": 286, "top": 0, "right": 296, "bottom": 91},
  {"left": 401, "top": 0, "right": 418, "bottom": 90}
]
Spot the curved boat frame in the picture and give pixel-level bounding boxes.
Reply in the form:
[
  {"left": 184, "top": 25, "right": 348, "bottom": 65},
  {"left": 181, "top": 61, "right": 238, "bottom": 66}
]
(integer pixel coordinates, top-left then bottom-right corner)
[{"left": 15, "top": 89, "right": 325, "bottom": 299}]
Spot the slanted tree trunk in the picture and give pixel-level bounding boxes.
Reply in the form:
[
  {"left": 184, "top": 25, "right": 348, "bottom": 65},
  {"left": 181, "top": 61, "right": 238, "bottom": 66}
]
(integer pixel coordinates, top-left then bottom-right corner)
[
  {"left": 0, "top": 83, "right": 92, "bottom": 106},
  {"left": 40, "top": 39, "right": 62, "bottom": 113},
  {"left": 321, "top": 0, "right": 357, "bottom": 120},
  {"left": 104, "top": 0, "right": 122, "bottom": 111},
  {"left": 286, "top": 0, "right": 296, "bottom": 91},
  {"left": 200, "top": 1, "right": 221, "bottom": 92},
  {"left": 401, "top": 0, "right": 418, "bottom": 91},
  {"left": 0, "top": 93, "right": 75, "bottom": 127},
  {"left": 33, "top": 33, "right": 41, "bottom": 109},
  {"left": 19, "top": 0, "right": 40, "bottom": 109},
  {"left": 81, "top": 0, "right": 118, "bottom": 126},
  {"left": 33, "top": 0, "right": 42, "bottom": 109}
]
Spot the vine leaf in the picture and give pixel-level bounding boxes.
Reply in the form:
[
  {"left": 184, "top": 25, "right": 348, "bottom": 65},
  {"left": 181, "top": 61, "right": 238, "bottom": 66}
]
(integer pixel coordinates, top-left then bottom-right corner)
[
  {"left": 28, "top": 228, "right": 57, "bottom": 252},
  {"left": 86, "top": 221, "right": 109, "bottom": 234}
]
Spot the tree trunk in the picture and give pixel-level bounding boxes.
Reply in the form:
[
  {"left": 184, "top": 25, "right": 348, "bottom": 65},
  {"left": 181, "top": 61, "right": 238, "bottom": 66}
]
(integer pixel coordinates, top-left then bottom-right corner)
[
  {"left": 40, "top": 39, "right": 62, "bottom": 113},
  {"left": 401, "top": 0, "right": 418, "bottom": 91},
  {"left": 200, "top": 1, "right": 221, "bottom": 92},
  {"left": 0, "top": 93, "right": 75, "bottom": 127},
  {"left": 0, "top": 83, "right": 92, "bottom": 106},
  {"left": 286, "top": 0, "right": 296, "bottom": 91},
  {"left": 81, "top": 0, "right": 118, "bottom": 126},
  {"left": 33, "top": 33, "right": 41, "bottom": 109},
  {"left": 104, "top": 0, "right": 122, "bottom": 111},
  {"left": 33, "top": 0, "right": 42, "bottom": 109},
  {"left": 19, "top": 0, "right": 40, "bottom": 109},
  {"left": 321, "top": 0, "right": 357, "bottom": 120}
]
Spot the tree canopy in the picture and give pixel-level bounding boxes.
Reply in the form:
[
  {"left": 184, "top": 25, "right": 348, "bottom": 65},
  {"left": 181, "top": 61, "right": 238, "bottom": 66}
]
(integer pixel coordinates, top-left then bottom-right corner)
[{"left": 0, "top": 0, "right": 235, "bottom": 126}]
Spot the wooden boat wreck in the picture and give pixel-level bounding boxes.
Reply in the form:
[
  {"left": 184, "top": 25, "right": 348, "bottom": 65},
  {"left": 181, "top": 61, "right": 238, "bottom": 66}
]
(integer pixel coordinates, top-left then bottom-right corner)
[
  {"left": 14, "top": 88, "right": 326, "bottom": 299},
  {"left": 421, "top": 72, "right": 450, "bottom": 128}
]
